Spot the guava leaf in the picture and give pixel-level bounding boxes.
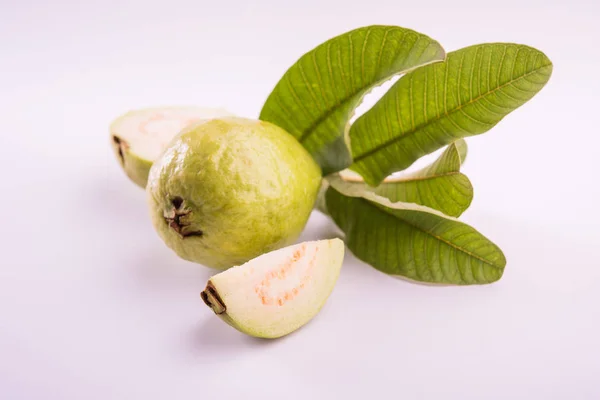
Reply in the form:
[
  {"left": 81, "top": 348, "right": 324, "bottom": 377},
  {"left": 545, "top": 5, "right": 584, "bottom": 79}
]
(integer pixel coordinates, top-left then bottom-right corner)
[
  {"left": 341, "top": 139, "right": 472, "bottom": 217},
  {"left": 259, "top": 25, "right": 446, "bottom": 175},
  {"left": 349, "top": 43, "right": 553, "bottom": 185},
  {"left": 325, "top": 175, "right": 506, "bottom": 285}
]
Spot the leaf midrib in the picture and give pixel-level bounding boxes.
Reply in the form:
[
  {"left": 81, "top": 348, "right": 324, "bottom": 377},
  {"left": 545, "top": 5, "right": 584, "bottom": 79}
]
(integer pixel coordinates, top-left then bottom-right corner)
[
  {"left": 344, "top": 170, "right": 462, "bottom": 185},
  {"left": 352, "top": 63, "right": 552, "bottom": 162},
  {"left": 382, "top": 170, "right": 461, "bottom": 183}
]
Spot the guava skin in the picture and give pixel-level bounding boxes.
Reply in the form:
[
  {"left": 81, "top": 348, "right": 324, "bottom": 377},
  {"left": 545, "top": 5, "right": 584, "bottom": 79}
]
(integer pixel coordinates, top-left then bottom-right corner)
[{"left": 147, "top": 117, "right": 322, "bottom": 269}]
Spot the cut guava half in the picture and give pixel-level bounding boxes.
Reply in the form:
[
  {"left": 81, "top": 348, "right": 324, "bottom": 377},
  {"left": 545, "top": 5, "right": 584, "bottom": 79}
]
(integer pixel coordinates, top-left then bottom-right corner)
[
  {"left": 110, "top": 106, "right": 234, "bottom": 188},
  {"left": 201, "top": 238, "right": 345, "bottom": 339}
]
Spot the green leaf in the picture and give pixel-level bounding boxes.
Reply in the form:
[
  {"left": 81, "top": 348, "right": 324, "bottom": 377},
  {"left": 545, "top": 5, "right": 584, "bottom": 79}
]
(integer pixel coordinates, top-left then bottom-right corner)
[
  {"left": 325, "top": 175, "right": 506, "bottom": 285},
  {"left": 259, "top": 25, "right": 446, "bottom": 175},
  {"left": 349, "top": 43, "right": 553, "bottom": 185},
  {"left": 341, "top": 139, "right": 472, "bottom": 217}
]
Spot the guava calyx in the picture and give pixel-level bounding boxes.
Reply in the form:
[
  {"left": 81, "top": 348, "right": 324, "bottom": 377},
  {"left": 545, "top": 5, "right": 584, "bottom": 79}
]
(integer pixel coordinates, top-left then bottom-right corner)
[
  {"left": 111, "top": 135, "right": 128, "bottom": 165},
  {"left": 200, "top": 282, "right": 226, "bottom": 314},
  {"left": 163, "top": 197, "right": 203, "bottom": 238}
]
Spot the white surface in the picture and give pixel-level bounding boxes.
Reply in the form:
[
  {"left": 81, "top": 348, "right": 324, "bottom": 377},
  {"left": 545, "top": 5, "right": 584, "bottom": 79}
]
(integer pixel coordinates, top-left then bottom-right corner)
[{"left": 1, "top": 0, "right": 599, "bottom": 399}]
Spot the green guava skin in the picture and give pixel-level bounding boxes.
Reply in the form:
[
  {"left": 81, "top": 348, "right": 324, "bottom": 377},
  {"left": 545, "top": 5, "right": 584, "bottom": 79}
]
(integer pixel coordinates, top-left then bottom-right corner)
[
  {"left": 111, "top": 136, "right": 152, "bottom": 188},
  {"left": 146, "top": 117, "right": 322, "bottom": 269}
]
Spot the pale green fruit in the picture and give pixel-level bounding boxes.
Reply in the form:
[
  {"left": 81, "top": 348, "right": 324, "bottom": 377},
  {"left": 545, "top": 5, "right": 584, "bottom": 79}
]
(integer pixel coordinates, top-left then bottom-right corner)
[
  {"left": 201, "top": 239, "right": 344, "bottom": 338},
  {"left": 110, "top": 106, "right": 234, "bottom": 188},
  {"left": 146, "top": 117, "right": 322, "bottom": 269}
]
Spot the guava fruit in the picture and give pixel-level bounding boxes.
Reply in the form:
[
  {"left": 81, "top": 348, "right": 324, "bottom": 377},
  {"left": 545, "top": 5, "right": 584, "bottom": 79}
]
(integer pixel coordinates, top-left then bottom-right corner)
[
  {"left": 146, "top": 117, "right": 322, "bottom": 269},
  {"left": 201, "top": 238, "right": 344, "bottom": 338},
  {"left": 110, "top": 106, "right": 233, "bottom": 188}
]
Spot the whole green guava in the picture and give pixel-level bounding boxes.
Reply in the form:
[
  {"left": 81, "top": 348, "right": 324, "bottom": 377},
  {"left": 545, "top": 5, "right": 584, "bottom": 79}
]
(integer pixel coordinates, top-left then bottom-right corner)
[{"left": 146, "top": 117, "right": 322, "bottom": 269}]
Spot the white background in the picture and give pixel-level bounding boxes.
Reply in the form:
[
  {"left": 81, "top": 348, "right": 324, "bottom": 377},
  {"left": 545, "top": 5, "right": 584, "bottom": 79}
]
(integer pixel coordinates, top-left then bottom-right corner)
[{"left": 1, "top": 0, "right": 599, "bottom": 398}]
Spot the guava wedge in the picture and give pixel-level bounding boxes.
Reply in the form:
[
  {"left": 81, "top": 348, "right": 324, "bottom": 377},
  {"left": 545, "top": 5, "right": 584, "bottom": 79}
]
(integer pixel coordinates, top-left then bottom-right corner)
[
  {"left": 201, "top": 238, "right": 345, "bottom": 339},
  {"left": 146, "top": 117, "right": 322, "bottom": 269},
  {"left": 110, "top": 106, "right": 233, "bottom": 188}
]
